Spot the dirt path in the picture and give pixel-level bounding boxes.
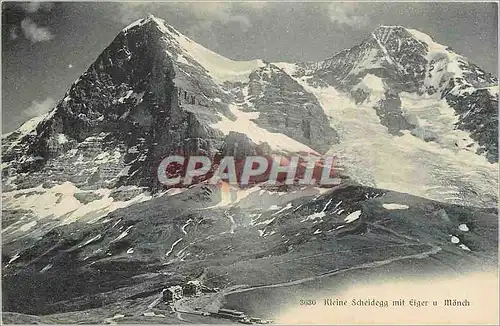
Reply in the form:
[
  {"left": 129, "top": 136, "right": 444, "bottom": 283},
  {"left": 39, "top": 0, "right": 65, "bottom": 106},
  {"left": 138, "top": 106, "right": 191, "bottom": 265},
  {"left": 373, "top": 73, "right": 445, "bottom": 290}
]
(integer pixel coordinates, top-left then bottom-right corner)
[
  {"left": 226, "top": 223, "right": 441, "bottom": 295},
  {"left": 225, "top": 244, "right": 441, "bottom": 295}
]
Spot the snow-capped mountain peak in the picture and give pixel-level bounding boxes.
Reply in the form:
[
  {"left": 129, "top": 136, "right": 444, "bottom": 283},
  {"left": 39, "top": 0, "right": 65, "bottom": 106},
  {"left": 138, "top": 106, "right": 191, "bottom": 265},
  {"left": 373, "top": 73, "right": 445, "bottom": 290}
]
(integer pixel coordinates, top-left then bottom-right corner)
[
  {"left": 122, "top": 14, "right": 164, "bottom": 31},
  {"left": 123, "top": 14, "right": 265, "bottom": 84}
]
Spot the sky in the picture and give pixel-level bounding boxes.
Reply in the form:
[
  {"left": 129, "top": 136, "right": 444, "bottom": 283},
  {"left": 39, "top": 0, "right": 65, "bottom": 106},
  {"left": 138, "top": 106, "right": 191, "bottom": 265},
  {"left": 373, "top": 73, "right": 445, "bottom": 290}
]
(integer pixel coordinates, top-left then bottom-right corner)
[{"left": 1, "top": 1, "right": 498, "bottom": 133}]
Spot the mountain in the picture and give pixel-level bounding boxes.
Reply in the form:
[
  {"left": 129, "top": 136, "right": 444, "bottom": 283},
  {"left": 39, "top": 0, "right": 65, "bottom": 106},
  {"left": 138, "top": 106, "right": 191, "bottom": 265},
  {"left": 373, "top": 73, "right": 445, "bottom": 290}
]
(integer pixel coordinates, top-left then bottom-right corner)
[
  {"left": 2, "top": 18, "right": 497, "bottom": 206},
  {"left": 291, "top": 26, "right": 498, "bottom": 159},
  {"left": 2, "top": 16, "right": 498, "bottom": 323}
]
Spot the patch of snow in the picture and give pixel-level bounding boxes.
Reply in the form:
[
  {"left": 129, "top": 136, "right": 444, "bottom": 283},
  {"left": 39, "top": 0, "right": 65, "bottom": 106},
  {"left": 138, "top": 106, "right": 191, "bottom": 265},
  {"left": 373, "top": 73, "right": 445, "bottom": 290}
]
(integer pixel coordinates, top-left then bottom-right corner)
[
  {"left": 176, "top": 53, "right": 190, "bottom": 65},
  {"left": 268, "top": 205, "right": 281, "bottom": 211},
  {"left": 112, "top": 225, "right": 133, "bottom": 242},
  {"left": 128, "top": 146, "right": 139, "bottom": 154},
  {"left": 117, "top": 166, "right": 131, "bottom": 177},
  {"left": 273, "top": 62, "right": 298, "bottom": 76},
  {"left": 7, "top": 253, "right": 20, "bottom": 265},
  {"left": 344, "top": 210, "right": 362, "bottom": 223},
  {"left": 162, "top": 188, "right": 185, "bottom": 197},
  {"left": 74, "top": 153, "right": 85, "bottom": 165},
  {"left": 2, "top": 183, "right": 152, "bottom": 231},
  {"left": 302, "top": 197, "right": 336, "bottom": 222},
  {"left": 94, "top": 152, "right": 110, "bottom": 165},
  {"left": 175, "top": 40, "right": 264, "bottom": 84},
  {"left": 372, "top": 32, "right": 396, "bottom": 66},
  {"left": 272, "top": 203, "right": 293, "bottom": 215},
  {"left": 181, "top": 219, "right": 192, "bottom": 235},
  {"left": 40, "top": 264, "right": 53, "bottom": 273},
  {"left": 3, "top": 112, "right": 50, "bottom": 152},
  {"left": 407, "top": 28, "right": 466, "bottom": 91},
  {"left": 57, "top": 133, "right": 68, "bottom": 144},
  {"left": 18, "top": 113, "right": 48, "bottom": 134},
  {"left": 302, "top": 211, "right": 326, "bottom": 222},
  {"left": 352, "top": 74, "right": 385, "bottom": 104},
  {"left": 104, "top": 314, "right": 126, "bottom": 324},
  {"left": 123, "top": 17, "right": 149, "bottom": 31},
  {"left": 227, "top": 213, "right": 236, "bottom": 234},
  {"left": 130, "top": 91, "right": 145, "bottom": 104},
  {"left": 233, "top": 185, "right": 262, "bottom": 204},
  {"left": 211, "top": 104, "right": 318, "bottom": 154},
  {"left": 111, "top": 219, "right": 122, "bottom": 228},
  {"left": 19, "top": 221, "right": 37, "bottom": 232},
  {"left": 143, "top": 312, "right": 165, "bottom": 317},
  {"left": 166, "top": 238, "right": 183, "bottom": 256},
  {"left": 79, "top": 234, "right": 102, "bottom": 248},
  {"left": 322, "top": 198, "right": 333, "bottom": 211},
  {"left": 459, "top": 244, "right": 471, "bottom": 251},
  {"left": 382, "top": 203, "right": 409, "bottom": 210},
  {"left": 66, "top": 148, "right": 78, "bottom": 157},
  {"left": 254, "top": 217, "right": 276, "bottom": 226},
  {"left": 250, "top": 213, "right": 263, "bottom": 226}
]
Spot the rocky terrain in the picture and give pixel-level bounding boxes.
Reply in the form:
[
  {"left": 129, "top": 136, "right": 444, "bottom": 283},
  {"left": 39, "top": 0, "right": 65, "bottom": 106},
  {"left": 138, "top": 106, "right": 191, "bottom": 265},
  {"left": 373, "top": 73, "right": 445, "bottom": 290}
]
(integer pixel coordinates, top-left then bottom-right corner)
[{"left": 2, "top": 15, "right": 498, "bottom": 324}]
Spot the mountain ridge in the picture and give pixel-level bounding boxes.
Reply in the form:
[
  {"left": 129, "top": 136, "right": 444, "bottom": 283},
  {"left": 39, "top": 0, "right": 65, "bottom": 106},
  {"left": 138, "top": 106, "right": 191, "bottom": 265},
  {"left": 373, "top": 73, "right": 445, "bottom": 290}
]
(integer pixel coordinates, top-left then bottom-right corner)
[
  {"left": 2, "top": 15, "right": 498, "bottom": 202},
  {"left": 3, "top": 18, "right": 496, "bottom": 134}
]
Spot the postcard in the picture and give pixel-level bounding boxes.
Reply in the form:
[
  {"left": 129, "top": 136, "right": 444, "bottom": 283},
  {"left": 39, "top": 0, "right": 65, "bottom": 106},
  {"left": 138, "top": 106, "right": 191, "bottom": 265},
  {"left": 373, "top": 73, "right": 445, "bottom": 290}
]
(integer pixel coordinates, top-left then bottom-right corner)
[{"left": 2, "top": 1, "right": 498, "bottom": 325}]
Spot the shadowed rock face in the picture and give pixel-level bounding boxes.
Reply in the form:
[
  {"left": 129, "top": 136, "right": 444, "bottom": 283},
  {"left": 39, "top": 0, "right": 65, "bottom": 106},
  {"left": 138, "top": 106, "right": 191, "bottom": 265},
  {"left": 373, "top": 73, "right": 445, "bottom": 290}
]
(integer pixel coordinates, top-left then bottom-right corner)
[
  {"left": 245, "top": 65, "right": 339, "bottom": 153},
  {"left": 374, "top": 91, "right": 415, "bottom": 135},
  {"left": 444, "top": 87, "right": 498, "bottom": 163},
  {"left": 221, "top": 132, "right": 272, "bottom": 160}
]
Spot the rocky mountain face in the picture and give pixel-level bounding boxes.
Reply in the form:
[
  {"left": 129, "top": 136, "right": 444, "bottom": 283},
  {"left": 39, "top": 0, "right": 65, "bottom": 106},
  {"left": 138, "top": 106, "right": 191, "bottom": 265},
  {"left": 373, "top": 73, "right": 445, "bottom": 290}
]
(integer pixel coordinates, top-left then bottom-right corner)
[
  {"left": 2, "top": 15, "right": 338, "bottom": 194},
  {"left": 2, "top": 16, "right": 498, "bottom": 323},
  {"left": 3, "top": 17, "right": 224, "bottom": 192},
  {"left": 292, "top": 26, "right": 498, "bottom": 160},
  {"left": 2, "top": 20, "right": 497, "bottom": 194}
]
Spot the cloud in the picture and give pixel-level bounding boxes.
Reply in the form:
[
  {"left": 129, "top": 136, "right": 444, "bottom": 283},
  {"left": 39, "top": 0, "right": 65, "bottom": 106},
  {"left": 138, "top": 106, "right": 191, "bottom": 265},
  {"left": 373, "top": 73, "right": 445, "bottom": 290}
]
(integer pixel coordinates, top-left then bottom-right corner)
[
  {"left": 23, "top": 97, "right": 56, "bottom": 118},
  {"left": 328, "top": 2, "right": 369, "bottom": 29},
  {"left": 20, "top": 18, "right": 54, "bottom": 43}
]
